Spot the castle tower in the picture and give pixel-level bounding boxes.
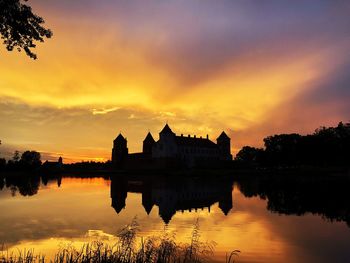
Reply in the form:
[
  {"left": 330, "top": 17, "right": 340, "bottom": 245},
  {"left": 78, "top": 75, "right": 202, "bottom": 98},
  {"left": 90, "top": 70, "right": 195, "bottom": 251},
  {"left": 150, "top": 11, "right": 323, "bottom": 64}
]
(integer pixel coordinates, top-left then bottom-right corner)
[
  {"left": 219, "top": 184, "right": 233, "bottom": 215},
  {"left": 57, "top": 156, "right": 63, "bottom": 169},
  {"left": 143, "top": 132, "right": 155, "bottom": 155},
  {"left": 110, "top": 177, "right": 127, "bottom": 214},
  {"left": 112, "top": 133, "right": 128, "bottom": 165},
  {"left": 159, "top": 123, "right": 175, "bottom": 139},
  {"left": 153, "top": 124, "right": 177, "bottom": 158},
  {"left": 217, "top": 131, "right": 232, "bottom": 160},
  {"left": 142, "top": 187, "right": 154, "bottom": 215}
]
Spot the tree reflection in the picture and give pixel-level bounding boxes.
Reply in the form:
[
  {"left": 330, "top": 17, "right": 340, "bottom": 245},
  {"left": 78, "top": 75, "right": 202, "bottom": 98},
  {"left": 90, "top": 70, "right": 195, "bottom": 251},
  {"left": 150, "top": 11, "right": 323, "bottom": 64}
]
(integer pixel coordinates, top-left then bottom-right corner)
[
  {"left": 0, "top": 176, "right": 4, "bottom": 190},
  {"left": 5, "top": 175, "right": 40, "bottom": 196},
  {"left": 237, "top": 174, "right": 350, "bottom": 227},
  {"left": 2, "top": 174, "right": 62, "bottom": 197}
]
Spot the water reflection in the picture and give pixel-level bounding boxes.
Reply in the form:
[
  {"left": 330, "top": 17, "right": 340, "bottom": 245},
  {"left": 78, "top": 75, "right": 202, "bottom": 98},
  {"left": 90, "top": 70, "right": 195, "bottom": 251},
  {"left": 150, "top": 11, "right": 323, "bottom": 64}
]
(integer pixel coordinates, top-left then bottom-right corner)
[
  {"left": 1, "top": 173, "right": 350, "bottom": 227},
  {"left": 108, "top": 173, "right": 350, "bottom": 227},
  {"left": 237, "top": 175, "right": 350, "bottom": 227},
  {"left": 5, "top": 175, "right": 41, "bottom": 196},
  {"left": 0, "top": 173, "right": 350, "bottom": 262},
  {"left": 110, "top": 176, "right": 234, "bottom": 223},
  {"left": 2, "top": 174, "right": 61, "bottom": 196}
]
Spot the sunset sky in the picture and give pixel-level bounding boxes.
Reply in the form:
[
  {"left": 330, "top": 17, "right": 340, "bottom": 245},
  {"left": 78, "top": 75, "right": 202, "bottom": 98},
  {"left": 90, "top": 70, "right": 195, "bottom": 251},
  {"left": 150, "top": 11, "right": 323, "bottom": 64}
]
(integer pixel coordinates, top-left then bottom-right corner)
[{"left": 1, "top": 0, "right": 350, "bottom": 162}]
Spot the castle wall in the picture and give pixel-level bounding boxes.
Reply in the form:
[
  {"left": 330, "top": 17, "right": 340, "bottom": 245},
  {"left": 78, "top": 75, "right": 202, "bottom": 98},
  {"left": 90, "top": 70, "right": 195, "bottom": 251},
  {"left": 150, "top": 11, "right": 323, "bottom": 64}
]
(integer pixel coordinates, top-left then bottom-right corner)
[{"left": 152, "top": 133, "right": 178, "bottom": 158}]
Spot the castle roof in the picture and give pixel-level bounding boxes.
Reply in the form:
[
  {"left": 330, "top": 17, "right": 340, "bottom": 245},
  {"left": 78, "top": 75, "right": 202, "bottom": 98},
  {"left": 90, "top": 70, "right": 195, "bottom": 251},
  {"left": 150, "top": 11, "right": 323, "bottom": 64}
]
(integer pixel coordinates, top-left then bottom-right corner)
[
  {"left": 217, "top": 131, "right": 230, "bottom": 140},
  {"left": 114, "top": 133, "right": 126, "bottom": 142},
  {"left": 219, "top": 201, "right": 232, "bottom": 216},
  {"left": 143, "top": 132, "right": 155, "bottom": 143},
  {"left": 142, "top": 199, "right": 154, "bottom": 215},
  {"left": 159, "top": 208, "right": 176, "bottom": 224},
  {"left": 112, "top": 199, "right": 125, "bottom": 214},
  {"left": 175, "top": 136, "right": 217, "bottom": 148},
  {"left": 160, "top": 124, "right": 173, "bottom": 134}
]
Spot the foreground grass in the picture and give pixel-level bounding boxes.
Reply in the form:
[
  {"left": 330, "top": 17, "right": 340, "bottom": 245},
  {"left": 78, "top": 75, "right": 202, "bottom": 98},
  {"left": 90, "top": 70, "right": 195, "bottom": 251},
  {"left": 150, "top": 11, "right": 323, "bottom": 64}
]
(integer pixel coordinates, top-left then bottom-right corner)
[{"left": 0, "top": 219, "right": 239, "bottom": 263}]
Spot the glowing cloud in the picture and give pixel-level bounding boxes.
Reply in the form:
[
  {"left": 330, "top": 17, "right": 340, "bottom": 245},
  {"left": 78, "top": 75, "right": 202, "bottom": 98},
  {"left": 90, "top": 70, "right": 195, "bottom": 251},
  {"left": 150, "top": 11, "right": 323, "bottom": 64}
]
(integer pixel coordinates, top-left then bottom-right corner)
[{"left": 0, "top": 0, "right": 349, "bottom": 161}]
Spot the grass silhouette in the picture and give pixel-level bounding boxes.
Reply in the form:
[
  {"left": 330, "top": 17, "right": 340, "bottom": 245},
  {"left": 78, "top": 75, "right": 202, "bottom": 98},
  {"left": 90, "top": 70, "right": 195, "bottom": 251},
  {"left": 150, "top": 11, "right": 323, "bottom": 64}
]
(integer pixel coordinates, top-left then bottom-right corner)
[{"left": 0, "top": 218, "right": 240, "bottom": 263}]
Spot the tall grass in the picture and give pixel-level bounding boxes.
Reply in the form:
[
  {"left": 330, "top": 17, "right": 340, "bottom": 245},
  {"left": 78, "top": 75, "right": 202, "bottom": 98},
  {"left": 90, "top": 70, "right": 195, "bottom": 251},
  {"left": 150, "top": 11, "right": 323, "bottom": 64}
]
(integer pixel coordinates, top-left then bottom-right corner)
[{"left": 0, "top": 219, "right": 239, "bottom": 263}]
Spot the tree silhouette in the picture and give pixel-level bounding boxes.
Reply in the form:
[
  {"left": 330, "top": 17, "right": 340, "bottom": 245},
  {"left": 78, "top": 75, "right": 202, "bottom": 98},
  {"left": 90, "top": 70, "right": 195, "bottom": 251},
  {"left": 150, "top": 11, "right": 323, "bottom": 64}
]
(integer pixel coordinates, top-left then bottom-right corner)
[
  {"left": 20, "top": 150, "right": 41, "bottom": 169},
  {"left": 21, "top": 150, "right": 41, "bottom": 164},
  {"left": 235, "top": 146, "right": 264, "bottom": 165},
  {"left": 13, "top": 150, "right": 20, "bottom": 162},
  {"left": 237, "top": 121, "right": 350, "bottom": 167},
  {"left": 0, "top": 0, "right": 52, "bottom": 59},
  {"left": 264, "top": 134, "right": 301, "bottom": 166},
  {"left": 0, "top": 158, "right": 6, "bottom": 172}
]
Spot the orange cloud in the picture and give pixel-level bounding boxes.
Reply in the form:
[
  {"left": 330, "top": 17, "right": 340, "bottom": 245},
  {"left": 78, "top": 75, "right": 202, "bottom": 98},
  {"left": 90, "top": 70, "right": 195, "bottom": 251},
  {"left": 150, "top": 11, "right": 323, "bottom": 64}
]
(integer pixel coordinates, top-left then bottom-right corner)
[{"left": 1, "top": 1, "right": 349, "bottom": 161}]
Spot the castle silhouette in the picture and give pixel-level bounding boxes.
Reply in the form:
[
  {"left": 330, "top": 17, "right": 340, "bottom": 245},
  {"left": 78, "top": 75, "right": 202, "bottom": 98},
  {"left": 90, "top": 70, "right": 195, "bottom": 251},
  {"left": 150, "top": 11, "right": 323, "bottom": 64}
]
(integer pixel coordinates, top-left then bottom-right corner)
[
  {"left": 110, "top": 176, "right": 234, "bottom": 224},
  {"left": 112, "top": 124, "right": 232, "bottom": 168}
]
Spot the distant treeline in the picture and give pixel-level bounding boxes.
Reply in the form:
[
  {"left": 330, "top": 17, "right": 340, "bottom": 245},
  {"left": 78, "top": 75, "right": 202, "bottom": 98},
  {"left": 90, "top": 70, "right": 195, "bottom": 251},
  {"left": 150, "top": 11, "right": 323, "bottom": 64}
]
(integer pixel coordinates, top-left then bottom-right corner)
[
  {"left": 64, "top": 161, "right": 111, "bottom": 174},
  {"left": 236, "top": 122, "right": 350, "bottom": 167},
  {"left": 0, "top": 150, "right": 42, "bottom": 172},
  {"left": 0, "top": 150, "right": 111, "bottom": 175}
]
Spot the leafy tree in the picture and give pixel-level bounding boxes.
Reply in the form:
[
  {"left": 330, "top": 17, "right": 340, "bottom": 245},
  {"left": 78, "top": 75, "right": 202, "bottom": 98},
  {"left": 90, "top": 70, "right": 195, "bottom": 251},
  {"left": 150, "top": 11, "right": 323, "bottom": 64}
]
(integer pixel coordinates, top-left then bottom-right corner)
[
  {"left": 20, "top": 150, "right": 41, "bottom": 168},
  {"left": 312, "top": 122, "right": 350, "bottom": 165},
  {"left": 235, "top": 146, "right": 264, "bottom": 165},
  {"left": 13, "top": 150, "right": 20, "bottom": 162},
  {"left": 0, "top": 0, "right": 52, "bottom": 59},
  {"left": 0, "top": 157, "right": 6, "bottom": 172},
  {"left": 264, "top": 134, "right": 302, "bottom": 166},
  {"left": 238, "top": 121, "right": 350, "bottom": 167}
]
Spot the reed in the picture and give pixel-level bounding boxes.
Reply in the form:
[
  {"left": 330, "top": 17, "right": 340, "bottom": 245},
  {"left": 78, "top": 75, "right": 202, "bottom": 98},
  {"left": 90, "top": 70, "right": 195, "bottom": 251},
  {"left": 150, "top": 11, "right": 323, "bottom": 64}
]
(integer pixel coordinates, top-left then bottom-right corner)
[{"left": 0, "top": 219, "right": 239, "bottom": 263}]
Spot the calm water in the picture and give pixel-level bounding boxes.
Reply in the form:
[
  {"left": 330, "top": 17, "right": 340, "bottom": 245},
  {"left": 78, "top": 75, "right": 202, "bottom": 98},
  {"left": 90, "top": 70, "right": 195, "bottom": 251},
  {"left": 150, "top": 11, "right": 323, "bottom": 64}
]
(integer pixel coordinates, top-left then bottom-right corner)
[{"left": 0, "top": 174, "right": 350, "bottom": 263}]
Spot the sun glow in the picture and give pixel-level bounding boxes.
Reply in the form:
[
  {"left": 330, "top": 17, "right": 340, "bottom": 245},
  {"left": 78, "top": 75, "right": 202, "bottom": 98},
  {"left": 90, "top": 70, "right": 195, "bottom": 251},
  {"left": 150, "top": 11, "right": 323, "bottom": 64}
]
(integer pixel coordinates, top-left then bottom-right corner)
[{"left": 0, "top": 1, "right": 349, "bottom": 161}]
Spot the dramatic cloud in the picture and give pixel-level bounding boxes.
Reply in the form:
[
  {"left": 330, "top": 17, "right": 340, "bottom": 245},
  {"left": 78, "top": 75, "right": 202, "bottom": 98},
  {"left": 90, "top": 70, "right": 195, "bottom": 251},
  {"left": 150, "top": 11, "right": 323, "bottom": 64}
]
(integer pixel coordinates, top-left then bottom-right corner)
[
  {"left": 0, "top": 0, "right": 349, "bottom": 160},
  {"left": 0, "top": 99, "right": 236, "bottom": 162}
]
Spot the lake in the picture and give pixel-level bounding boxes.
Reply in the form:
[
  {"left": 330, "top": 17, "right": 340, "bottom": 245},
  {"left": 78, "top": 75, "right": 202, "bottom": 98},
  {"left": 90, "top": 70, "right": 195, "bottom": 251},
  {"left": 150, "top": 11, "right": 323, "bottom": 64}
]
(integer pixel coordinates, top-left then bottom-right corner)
[{"left": 0, "top": 173, "right": 350, "bottom": 262}]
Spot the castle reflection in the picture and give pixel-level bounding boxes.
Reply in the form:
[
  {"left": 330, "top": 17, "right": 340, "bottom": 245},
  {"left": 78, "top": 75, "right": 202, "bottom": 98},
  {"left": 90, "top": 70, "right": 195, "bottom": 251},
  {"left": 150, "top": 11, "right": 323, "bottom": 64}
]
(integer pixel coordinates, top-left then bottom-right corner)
[{"left": 110, "top": 176, "right": 234, "bottom": 223}]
